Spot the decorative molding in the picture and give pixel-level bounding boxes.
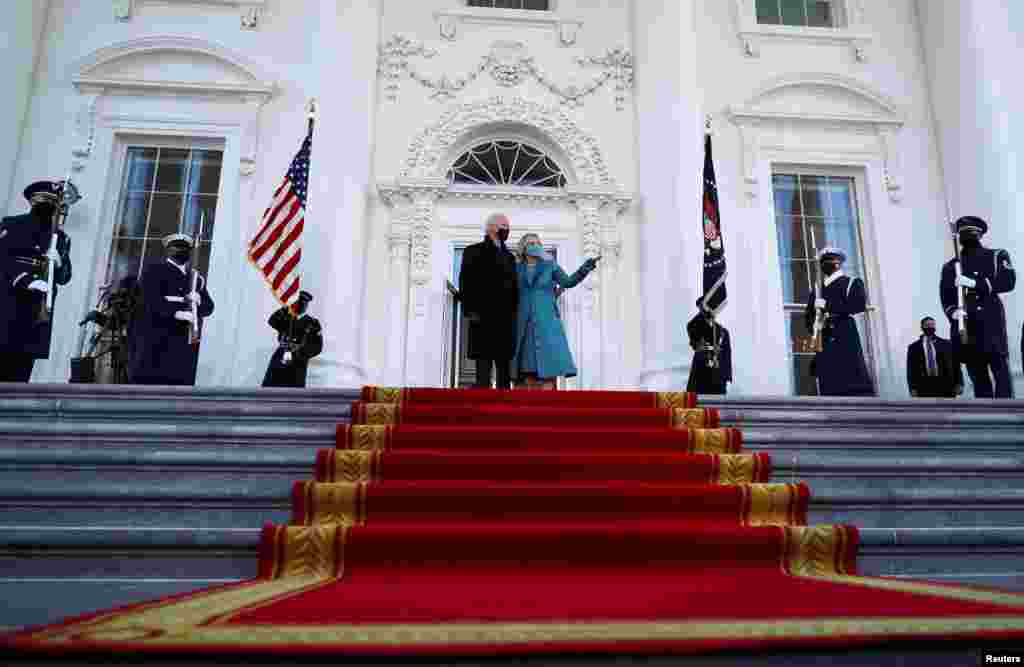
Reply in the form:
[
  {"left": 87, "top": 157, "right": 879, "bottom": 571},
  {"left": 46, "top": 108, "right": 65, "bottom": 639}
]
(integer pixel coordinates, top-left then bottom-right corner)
[
  {"left": 433, "top": 7, "right": 583, "bottom": 46},
  {"left": 729, "top": 73, "right": 905, "bottom": 203},
  {"left": 111, "top": 0, "right": 266, "bottom": 29},
  {"left": 377, "top": 35, "right": 633, "bottom": 110},
  {"left": 401, "top": 97, "right": 614, "bottom": 186},
  {"left": 71, "top": 36, "right": 276, "bottom": 175},
  {"left": 731, "top": 0, "right": 872, "bottom": 62}
]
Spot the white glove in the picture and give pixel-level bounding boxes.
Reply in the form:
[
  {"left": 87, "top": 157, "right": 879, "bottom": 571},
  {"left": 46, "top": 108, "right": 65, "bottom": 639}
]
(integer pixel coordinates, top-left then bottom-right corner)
[
  {"left": 814, "top": 298, "right": 827, "bottom": 310},
  {"left": 46, "top": 247, "right": 62, "bottom": 268},
  {"left": 174, "top": 311, "right": 196, "bottom": 323},
  {"left": 185, "top": 291, "right": 201, "bottom": 304},
  {"left": 955, "top": 275, "right": 976, "bottom": 289},
  {"left": 952, "top": 308, "right": 966, "bottom": 321},
  {"left": 27, "top": 280, "right": 49, "bottom": 294}
]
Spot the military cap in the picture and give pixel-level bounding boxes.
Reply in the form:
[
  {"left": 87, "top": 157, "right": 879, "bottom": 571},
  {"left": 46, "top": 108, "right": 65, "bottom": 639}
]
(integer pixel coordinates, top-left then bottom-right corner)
[
  {"left": 23, "top": 180, "right": 63, "bottom": 204},
  {"left": 162, "top": 233, "right": 195, "bottom": 248},
  {"left": 298, "top": 291, "right": 313, "bottom": 302},
  {"left": 955, "top": 216, "right": 988, "bottom": 235},
  {"left": 817, "top": 246, "right": 847, "bottom": 263}
]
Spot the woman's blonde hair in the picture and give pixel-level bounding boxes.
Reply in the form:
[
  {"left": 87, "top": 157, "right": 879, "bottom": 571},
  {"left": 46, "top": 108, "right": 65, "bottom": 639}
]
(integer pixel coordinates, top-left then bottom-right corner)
[{"left": 517, "top": 233, "right": 541, "bottom": 261}]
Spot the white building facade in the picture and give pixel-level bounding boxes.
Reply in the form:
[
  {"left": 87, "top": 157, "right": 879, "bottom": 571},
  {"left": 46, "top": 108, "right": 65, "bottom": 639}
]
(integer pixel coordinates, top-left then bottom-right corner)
[{"left": 2, "top": 0, "right": 1021, "bottom": 397}]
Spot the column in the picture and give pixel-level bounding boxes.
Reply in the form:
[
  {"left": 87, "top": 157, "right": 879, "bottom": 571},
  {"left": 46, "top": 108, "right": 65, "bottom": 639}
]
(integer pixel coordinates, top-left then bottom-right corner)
[
  {"left": 574, "top": 197, "right": 603, "bottom": 389},
  {"left": 403, "top": 189, "right": 443, "bottom": 387},
  {"left": 385, "top": 229, "right": 410, "bottom": 385},
  {"left": 630, "top": 0, "right": 703, "bottom": 389},
  {"left": 917, "top": 0, "right": 1024, "bottom": 391},
  {"left": 1, "top": 1, "right": 50, "bottom": 212},
  {"left": 307, "top": 0, "right": 382, "bottom": 387}
]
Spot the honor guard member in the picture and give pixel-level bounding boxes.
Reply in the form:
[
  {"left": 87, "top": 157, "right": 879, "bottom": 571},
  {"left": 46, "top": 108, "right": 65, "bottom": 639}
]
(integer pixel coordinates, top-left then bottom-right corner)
[
  {"left": 261, "top": 291, "right": 323, "bottom": 388},
  {"left": 940, "top": 216, "right": 1016, "bottom": 398},
  {"left": 686, "top": 297, "right": 732, "bottom": 395},
  {"left": 0, "top": 181, "right": 73, "bottom": 382},
  {"left": 906, "top": 316, "right": 963, "bottom": 398},
  {"left": 129, "top": 233, "right": 214, "bottom": 385},
  {"left": 804, "top": 247, "right": 874, "bottom": 396}
]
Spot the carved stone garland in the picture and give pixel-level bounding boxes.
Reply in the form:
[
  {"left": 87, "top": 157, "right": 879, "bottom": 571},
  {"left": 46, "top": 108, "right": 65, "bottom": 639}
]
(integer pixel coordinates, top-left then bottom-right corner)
[
  {"left": 402, "top": 97, "right": 611, "bottom": 186},
  {"left": 377, "top": 35, "right": 634, "bottom": 111}
]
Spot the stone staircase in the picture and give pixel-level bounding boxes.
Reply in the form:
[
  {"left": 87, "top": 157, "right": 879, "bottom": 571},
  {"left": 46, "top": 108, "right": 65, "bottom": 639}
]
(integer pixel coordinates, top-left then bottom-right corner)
[{"left": 1, "top": 383, "right": 1023, "bottom": 660}]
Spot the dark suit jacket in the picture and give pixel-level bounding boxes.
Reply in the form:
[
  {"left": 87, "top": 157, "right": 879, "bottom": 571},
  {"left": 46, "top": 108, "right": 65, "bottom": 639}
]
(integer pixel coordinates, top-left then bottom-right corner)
[
  {"left": 906, "top": 335, "right": 962, "bottom": 397},
  {"left": 458, "top": 237, "right": 518, "bottom": 361}
]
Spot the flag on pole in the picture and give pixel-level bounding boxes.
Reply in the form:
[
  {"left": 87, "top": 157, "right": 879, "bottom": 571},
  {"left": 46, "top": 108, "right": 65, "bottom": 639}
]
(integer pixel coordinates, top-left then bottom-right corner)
[
  {"left": 248, "top": 131, "right": 311, "bottom": 314},
  {"left": 701, "top": 132, "right": 727, "bottom": 314}
]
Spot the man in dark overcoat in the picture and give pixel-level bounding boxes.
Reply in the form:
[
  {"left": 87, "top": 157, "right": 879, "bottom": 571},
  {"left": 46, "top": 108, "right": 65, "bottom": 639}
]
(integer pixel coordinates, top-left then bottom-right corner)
[
  {"left": 129, "top": 233, "right": 214, "bottom": 385},
  {"left": 0, "top": 181, "right": 73, "bottom": 382},
  {"left": 458, "top": 213, "right": 518, "bottom": 389},
  {"left": 804, "top": 247, "right": 874, "bottom": 396},
  {"left": 262, "top": 291, "right": 323, "bottom": 388},
  {"left": 906, "top": 316, "right": 963, "bottom": 398},
  {"left": 940, "top": 216, "right": 1016, "bottom": 398},
  {"left": 686, "top": 297, "right": 732, "bottom": 395}
]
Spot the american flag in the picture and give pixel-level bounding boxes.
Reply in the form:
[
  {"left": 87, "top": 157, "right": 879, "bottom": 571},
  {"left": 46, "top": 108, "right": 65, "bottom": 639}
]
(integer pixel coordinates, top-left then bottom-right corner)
[{"left": 248, "top": 131, "right": 311, "bottom": 313}]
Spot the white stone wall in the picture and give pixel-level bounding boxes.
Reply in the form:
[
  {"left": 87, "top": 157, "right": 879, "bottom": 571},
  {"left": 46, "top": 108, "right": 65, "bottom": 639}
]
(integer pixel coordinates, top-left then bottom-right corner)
[{"left": 4, "top": 0, "right": 1018, "bottom": 396}]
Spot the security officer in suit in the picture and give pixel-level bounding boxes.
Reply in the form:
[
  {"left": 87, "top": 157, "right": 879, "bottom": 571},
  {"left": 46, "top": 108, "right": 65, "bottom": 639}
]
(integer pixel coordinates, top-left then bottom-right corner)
[
  {"left": 686, "top": 297, "right": 732, "bottom": 395},
  {"left": 262, "top": 291, "right": 323, "bottom": 388},
  {"left": 0, "top": 181, "right": 73, "bottom": 382},
  {"left": 940, "top": 216, "right": 1016, "bottom": 398},
  {"left": 906, "top": 316, "right": 963, "bottom": 398},
  {"left": 128, "top": 233, "right": 214, "bottom": 385}
]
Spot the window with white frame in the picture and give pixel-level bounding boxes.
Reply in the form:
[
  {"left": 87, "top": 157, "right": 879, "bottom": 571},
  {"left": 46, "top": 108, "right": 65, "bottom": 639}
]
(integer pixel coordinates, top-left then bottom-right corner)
[
  {"left": 772, "top": 172, "right": 876, "bottom": 396},
  {"left": 105, "top": 144, "right": 223, "bottom": 286},
  {"left": 467, "top": 0, "right": 550, "bottom": 11},
  {"left": 447, "top": 141, "right": 567, "bottom": 188},
  {"left": 756, "top": 0, "right": 837, "bottom": 28}
]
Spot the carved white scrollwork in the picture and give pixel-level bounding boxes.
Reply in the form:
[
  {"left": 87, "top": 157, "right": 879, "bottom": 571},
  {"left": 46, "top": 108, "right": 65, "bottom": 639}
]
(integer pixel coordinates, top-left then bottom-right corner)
[
  {"left": 113, "top": 0, "right": 266, "bottom": 28},
  {"left": 71, "top": 87, "right": 103, "bottom": 172}
]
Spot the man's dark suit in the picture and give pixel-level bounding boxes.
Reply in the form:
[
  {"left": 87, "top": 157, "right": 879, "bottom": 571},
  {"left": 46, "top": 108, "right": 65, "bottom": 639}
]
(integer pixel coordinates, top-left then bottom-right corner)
[
  {"left": 906, "top": 334, "right": 963, "bottom": 398},
  {"left": 458, "top": 236, "right": 518, "bottom": 389}
]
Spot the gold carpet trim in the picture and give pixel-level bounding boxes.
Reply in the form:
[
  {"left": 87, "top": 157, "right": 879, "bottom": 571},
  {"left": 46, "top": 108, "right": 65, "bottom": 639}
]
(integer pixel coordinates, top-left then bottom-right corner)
[
  {"left": 363, "top": 386, "right": 404, "bottom": 404},
  {"left": 308, "top": 482, "right": 366, "bottom": 526},
  {"left": 280, "top": 524, "right": 346, "bottom": 579},
  {"left": 715, "top": 454, "right": 756, "bottom": 484},
  {"left": 27, "top": 613, "right": 1024, "bottom": 648},
  {"left": 672, "top": 409, "right": 711, "bottom": 429},
  {"left": 745, "top": 483, "right": 800, "bottom": 526},
  {"left": 690, "top": 428, "right": 733, "bottom": 454},
  {"left": 655, "top": 392, "right": 693, "bottom": 409},
  {"left": 331, "top": 451, "right": 378, "bottom": 483},
  {"left": 802, "top": 574, "right": 1024, "bottom": 608},
  {"left": 348, "top": 425, "right": 391, "bottom": 451},
  {"left": 358, "top": 403, "right": 400, "bottom": 425},
  {"left": 784, "top": 526, "right": 850, "bottom": 576}
]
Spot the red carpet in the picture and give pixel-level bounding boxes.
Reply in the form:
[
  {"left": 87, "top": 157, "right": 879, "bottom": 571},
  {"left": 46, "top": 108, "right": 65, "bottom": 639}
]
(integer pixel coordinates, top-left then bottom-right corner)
[{"left": 6, "top": 384, "right": 1024, "bottom": 658}]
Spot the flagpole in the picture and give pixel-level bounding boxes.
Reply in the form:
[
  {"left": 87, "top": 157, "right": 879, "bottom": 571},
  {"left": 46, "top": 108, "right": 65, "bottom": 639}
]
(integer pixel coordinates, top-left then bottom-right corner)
[{"left": 283, "top": 99, "right": 317, "bottom": 363}]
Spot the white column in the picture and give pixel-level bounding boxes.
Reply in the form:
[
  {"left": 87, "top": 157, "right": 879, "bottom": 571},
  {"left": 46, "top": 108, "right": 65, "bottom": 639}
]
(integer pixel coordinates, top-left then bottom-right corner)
[
  {"left": 403, "top": 189, "right": 443, "bottom": 386},
  {"left": 307, "top": 0, "right": 382, "bottom": 387},
  {"left": 385, "top": 226, "right": 411, "bottom": 385},
  {"left": 574, "top": 197, "right": 603, "bottom": 389},
  {"left": 917, "top": 0, "right": 1024, "bottom": 391},
  {"left": 601, "top": 202, "right": 626, "bottom": 388},
  {"left": 1, "top": 1, "right": 50, "bottom": 213},
  {"left": 631, "top": 0, "right": 703, "bottom": 389}
]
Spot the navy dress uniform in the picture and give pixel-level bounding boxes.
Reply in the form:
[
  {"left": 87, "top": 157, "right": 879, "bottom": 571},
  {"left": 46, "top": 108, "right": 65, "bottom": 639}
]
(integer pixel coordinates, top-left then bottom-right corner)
[
  {"left": 804, "top": 247, "right": 874, "bottom": 396},
  {"left": 129, "top": 233, "right": 214, "bottom": 385},
  {"left": 940, "top": 216, "right": 1016, "bottom": 398},
  {"left": 686, "top": 298, "right": 732, "bottom": 395},
  {"left": 262, "top": 291, "right": 323, "bottom": 388},
  {"left": 0, "top": 181, "right": 73, "bottom": 382}
]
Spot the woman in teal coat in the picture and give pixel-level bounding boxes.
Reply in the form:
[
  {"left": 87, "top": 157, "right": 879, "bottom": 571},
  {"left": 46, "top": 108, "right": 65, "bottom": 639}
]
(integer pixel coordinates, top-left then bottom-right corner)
[{"left": 513, "top": 233, "right": 599, "bottom": 389}]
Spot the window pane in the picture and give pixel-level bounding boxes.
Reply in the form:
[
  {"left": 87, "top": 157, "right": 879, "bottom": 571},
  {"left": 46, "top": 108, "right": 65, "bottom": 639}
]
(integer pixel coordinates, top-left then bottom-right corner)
[
  {"left": 467, "top": 0, "right": 492, "bottom": 6},
  {"left": 806, "top": 0, "right": 833, "bottom": 27},
  {"left": 772, "top": 174, "right": 801, "bottom": 217},
  {"left": 117, "top": 192, "right": 150, "bottom": 238},
  {"left": 522, "top": 0, "right": 548, "bottom": 9},
  {"left": 800, "top": 175, "right": 829, "bottom": 217},
  {"left": 822, "top": 219, "right": 859, "bottom": 267},
  {"left": 142, "top": 239, "right": 166, "bottom": 271},
  {"left": 777, "top": 215, "right": 807, "bottom": 260},
  {"left": 124, "top": 147, "right": 157, "bottom": 192},
  {"left": 188, "top": 150, "right": 223, "bottom": 195},
  {"left": 182, "top": 195, "right": 217, "bottom": 241},
  {"left": 154, "top": 148, "right": 190, "bottom": 192},
  {"left": 782, "top": 259, "right": 813, "bottom": 304},
  {"left": 803, "top": 216, "right": 827, "bottom": 258},
  {"left": 494, "top": 0, "right": 520, "bottom": 8},
  {"left": 756, "top": 0, "right": 781, "bottom": 24},
  {"left": 148, "top": 193, "right": 184, "bottom": 238},
  {"left": 107, "top": 238, "right": 145, "bottom": 283},
  {"left": 827, "top": 178, "right": 855, "bottom": 224},
  {"left": 780, "top": 0, "right": 806, "bottom": 25}
]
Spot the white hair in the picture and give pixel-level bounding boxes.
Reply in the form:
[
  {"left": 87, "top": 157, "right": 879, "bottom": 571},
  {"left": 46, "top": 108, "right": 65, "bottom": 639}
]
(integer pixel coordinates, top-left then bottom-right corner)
[{"left": 483, "top": 212, "right": 510, "bottom": 233}]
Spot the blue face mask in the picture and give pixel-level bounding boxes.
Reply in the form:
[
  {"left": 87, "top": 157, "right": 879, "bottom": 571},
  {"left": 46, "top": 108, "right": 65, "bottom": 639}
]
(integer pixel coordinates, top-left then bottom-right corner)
[{"left": 526, "top": 245, "right": 545, "bottom": 259}]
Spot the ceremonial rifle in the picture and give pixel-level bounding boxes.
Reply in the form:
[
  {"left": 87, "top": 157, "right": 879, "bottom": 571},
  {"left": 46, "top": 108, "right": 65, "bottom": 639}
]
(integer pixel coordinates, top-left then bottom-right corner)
[
  {"left": 38, "top": 172, "right": 79, "bottom": 322},
  {"left": 950, "top": 221, "right": 969, "bottom": 345},
  {"left": 188, "top": 212, "right": 205, "bottom": 346}
]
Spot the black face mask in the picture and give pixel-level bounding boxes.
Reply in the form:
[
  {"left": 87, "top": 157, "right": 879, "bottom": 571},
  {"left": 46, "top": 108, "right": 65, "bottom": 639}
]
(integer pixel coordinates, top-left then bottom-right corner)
[
  {"left": 820, "top": 260, "right": 840, "bottom": 276},
  {"left": 959, "top": 232, "right": 981, "bottom": 248},
  {"left": 922, "top": 327, "right": 936, "bottom": 337},
  {"left": 31, "top": 203, "right": 57, "bottom": 220},
  {"left": 496, "top": 228, "right": 510, "bottom": 242}
]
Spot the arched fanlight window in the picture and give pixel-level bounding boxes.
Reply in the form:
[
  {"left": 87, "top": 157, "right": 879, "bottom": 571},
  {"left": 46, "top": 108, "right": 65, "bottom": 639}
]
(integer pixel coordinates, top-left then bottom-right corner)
[{"left": 447, "top": 141, "right": 567, "bottom": 188}]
